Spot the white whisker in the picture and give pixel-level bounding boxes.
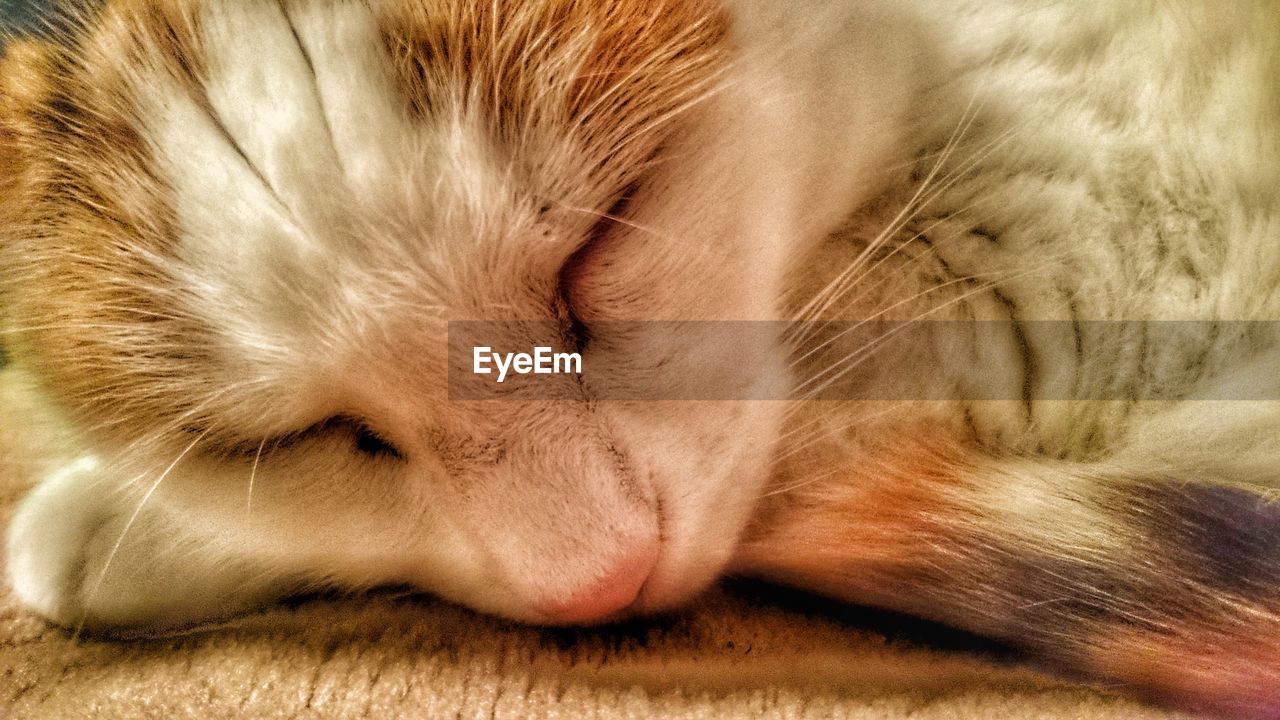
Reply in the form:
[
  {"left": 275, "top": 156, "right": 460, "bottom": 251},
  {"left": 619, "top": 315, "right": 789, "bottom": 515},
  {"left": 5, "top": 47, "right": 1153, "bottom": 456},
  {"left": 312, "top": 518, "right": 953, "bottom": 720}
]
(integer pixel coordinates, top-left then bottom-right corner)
[
  {"left": 246, "top": 437, "right": 266, "bottom": 521},
  {"left": 792, "top": 259, "right": 1067, "bottom": 400}
]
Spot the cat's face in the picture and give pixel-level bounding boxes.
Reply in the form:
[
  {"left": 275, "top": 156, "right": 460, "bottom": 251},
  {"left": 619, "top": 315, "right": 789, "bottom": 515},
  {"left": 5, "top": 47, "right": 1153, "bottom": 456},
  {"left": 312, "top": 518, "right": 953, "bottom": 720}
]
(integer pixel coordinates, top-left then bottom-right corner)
[{"left": 1, "top": 0, "right": 818, "bottom": 622}]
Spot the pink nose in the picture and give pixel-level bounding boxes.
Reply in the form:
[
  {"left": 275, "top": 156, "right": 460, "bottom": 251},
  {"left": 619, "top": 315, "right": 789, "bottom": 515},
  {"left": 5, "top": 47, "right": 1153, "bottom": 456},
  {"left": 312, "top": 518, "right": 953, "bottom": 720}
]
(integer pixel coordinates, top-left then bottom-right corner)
[{"left": 536, "top": 549, "right": 656, "bottom": 624}]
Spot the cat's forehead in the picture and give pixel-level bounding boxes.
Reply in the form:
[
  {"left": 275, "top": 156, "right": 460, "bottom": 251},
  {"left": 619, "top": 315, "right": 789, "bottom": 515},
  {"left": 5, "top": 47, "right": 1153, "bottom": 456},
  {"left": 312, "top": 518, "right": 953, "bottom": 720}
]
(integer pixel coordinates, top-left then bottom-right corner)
[{"left": 379, "top": 0, "right": 729, "bottom": 132}]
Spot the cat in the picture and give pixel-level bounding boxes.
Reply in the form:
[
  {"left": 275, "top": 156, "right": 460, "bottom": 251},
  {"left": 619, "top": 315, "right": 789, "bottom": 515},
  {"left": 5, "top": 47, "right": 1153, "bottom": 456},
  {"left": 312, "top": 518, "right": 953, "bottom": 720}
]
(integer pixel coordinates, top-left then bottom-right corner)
[{"left": 2, "top": 0, "right": 1278, "bottom": 717}]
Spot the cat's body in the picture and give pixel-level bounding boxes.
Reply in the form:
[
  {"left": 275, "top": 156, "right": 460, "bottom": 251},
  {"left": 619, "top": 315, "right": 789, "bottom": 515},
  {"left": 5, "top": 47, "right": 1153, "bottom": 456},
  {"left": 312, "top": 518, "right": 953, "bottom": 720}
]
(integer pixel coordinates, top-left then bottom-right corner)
[
  {"left": 2, "top": 0, "right": 1279, "bottom": 717},
  {"left": 737, "top": 5, "right": 1280, "bottom": 713}
]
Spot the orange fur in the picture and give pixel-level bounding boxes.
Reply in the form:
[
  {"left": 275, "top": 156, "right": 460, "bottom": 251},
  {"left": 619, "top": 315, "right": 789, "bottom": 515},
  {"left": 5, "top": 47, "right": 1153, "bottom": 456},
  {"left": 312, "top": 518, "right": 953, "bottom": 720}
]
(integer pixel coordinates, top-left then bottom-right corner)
[
  {"left": 1090, "top": 622, "right": 1280, "bottom": 716},
  {"left": 0, "top": 45, "right": 24, "bottom": 234},
  {"left": 0, "top": 8, "right": 197, "bottom": 451},
  {"left": 737, "top": 430, "right": 976, "bottom": 608},
  {"left": 376, "top": 0, "right": 729, "bottom": 209}
]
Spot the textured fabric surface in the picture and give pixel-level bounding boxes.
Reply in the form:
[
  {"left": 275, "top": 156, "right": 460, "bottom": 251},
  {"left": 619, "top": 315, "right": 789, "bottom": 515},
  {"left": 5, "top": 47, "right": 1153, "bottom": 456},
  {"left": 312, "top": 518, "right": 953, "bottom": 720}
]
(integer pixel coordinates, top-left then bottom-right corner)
[{"left": 0, "top": 370, "right": 1183, "bottom": 719}]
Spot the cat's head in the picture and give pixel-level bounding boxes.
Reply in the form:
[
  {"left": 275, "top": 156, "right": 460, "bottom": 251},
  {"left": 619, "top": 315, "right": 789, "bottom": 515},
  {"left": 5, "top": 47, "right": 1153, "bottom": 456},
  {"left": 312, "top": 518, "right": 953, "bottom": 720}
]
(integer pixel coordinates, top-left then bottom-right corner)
[{"left": 0, "top": 0, "right": 820, "bottom": 623}]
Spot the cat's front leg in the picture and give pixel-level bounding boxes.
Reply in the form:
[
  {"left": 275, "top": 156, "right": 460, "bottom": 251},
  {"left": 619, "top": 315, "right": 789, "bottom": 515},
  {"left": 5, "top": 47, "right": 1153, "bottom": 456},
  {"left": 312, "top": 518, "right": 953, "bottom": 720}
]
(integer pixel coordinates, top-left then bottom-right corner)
[{"left": 6, "top": 454, "right": 294, "bottom": 634}]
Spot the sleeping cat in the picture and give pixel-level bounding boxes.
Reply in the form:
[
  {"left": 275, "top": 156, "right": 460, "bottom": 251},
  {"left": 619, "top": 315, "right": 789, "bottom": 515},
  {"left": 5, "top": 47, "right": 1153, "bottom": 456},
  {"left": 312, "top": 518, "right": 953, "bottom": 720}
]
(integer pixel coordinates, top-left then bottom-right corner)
[{"left": 2, "top": 0, "right": 1278, "bottom": 717}]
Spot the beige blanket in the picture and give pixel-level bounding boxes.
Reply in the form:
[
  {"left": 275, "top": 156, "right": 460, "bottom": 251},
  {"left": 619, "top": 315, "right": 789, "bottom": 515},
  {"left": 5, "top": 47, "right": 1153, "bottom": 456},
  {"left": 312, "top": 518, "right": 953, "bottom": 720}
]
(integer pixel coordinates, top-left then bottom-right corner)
[{"left": 0, "top": 374, "right": 1180, "bottom": 719}]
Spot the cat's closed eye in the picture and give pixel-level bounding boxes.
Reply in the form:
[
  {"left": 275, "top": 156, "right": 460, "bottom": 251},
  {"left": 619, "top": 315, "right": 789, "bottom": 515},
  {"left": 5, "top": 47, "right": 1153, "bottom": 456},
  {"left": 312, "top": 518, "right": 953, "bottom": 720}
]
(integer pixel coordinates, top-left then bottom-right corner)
[{"left": 212, "top": 416, "right": 405, "bottom": 463}]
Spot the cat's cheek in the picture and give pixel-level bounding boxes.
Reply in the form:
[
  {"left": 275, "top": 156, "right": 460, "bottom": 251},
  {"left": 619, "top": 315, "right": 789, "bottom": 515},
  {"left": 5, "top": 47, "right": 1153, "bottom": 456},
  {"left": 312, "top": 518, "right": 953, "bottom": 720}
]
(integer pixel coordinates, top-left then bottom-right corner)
[{"left": 637, "top": 491, "right": 758, "bottom": 613}]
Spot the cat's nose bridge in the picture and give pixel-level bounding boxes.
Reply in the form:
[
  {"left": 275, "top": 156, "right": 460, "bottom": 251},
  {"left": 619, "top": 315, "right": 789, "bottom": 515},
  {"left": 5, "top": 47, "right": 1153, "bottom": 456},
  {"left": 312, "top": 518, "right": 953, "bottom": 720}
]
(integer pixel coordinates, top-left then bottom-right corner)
[{"left": 430, "top": 399, "right": 655, "bottom": 503}]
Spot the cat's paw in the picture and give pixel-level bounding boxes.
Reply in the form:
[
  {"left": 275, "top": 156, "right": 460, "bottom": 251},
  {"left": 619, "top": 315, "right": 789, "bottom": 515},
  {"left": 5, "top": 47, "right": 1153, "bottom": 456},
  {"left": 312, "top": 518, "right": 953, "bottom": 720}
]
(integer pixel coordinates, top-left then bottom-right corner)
[
  {"left": 7, "top": 456, "right": 279, "bottom": 633},
  {"left": 7, "top": 456, "right": 119, "bottom": 628}
]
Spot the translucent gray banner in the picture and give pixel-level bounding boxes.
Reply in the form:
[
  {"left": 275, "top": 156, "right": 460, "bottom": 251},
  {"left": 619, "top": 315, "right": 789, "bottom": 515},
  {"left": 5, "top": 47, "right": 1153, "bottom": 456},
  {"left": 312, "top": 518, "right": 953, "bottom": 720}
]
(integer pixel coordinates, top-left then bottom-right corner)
[{"left": 446, "top": 321, "right": 1280, "bottom": 401}]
